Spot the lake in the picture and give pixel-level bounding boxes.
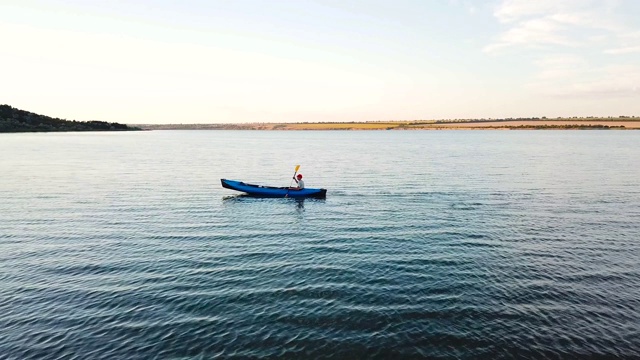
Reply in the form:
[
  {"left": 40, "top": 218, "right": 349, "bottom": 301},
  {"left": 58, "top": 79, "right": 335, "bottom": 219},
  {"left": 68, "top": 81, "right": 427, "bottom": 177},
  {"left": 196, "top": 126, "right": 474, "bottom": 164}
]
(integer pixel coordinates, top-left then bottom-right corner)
[{"left": 1, "top": 130, "right": 639, "bottom": 358}]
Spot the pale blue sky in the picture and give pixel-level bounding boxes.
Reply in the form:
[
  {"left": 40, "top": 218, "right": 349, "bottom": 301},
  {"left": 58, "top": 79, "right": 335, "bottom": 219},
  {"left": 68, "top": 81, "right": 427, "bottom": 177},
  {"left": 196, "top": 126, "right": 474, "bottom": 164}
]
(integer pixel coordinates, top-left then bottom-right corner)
[{"left": 2, "top": 0, "right": 639, "bottom": 123}]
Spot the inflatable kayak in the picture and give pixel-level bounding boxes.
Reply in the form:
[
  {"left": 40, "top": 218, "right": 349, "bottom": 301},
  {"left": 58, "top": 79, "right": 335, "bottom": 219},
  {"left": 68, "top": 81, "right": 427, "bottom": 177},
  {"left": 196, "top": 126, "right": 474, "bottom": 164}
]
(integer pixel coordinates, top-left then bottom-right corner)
[{"left": 221, "top": 179, "right": 327, "bottom": 198}]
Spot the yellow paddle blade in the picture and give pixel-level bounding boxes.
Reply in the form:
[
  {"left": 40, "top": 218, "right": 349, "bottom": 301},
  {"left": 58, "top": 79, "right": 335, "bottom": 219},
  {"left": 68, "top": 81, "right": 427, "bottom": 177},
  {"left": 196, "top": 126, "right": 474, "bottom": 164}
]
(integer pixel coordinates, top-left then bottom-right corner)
[{"left": 295, "top": 165, "right": 300, "bottom": 172}]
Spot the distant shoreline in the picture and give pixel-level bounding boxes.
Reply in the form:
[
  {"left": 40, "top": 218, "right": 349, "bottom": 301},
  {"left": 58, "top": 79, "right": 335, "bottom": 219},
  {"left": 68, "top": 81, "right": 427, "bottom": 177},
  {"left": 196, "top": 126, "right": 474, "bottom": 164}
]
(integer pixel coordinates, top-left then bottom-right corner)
[
  {"left": 138, "top": 118, "right": 640, "bottom": 130},
  {"left": 3, "top": 104, "right": 638, "bottom": 132}
]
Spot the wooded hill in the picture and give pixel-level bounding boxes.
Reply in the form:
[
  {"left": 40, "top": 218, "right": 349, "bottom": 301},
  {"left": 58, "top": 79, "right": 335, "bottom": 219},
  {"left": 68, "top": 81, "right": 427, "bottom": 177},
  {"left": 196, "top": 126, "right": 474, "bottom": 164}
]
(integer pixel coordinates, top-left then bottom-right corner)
[{"left": 0, "top": 105, "right": 140, "bottom": 132}]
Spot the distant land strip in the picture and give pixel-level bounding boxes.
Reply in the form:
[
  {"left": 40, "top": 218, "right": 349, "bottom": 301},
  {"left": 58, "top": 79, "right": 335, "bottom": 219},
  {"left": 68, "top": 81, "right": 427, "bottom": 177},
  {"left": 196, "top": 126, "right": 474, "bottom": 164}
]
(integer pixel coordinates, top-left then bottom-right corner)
[
  {"left": 0, "top": 105, "right": 140, "bottom": 133},
  {"left": 138, "top": 117, "right": 640, "bottom": 130},
  {"left": 3, "top": 104, "right": 638, "bottom": 132}
]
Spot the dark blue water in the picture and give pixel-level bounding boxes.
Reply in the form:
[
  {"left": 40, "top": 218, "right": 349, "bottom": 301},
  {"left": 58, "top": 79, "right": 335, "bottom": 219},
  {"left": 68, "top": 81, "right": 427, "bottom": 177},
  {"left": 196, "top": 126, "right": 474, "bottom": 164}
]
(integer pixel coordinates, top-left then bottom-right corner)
[{"left": 1, "top": 130, "right": 639, "bottom": 358}]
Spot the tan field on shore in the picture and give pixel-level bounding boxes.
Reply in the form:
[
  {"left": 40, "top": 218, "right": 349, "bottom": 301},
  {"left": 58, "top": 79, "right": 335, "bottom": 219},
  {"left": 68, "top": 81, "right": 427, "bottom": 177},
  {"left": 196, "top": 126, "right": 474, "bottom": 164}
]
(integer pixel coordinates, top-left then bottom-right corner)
[
  {"left": 139, "top": 118, "right": 640, "bottom": 130},
  {"left": 278, "top": 119, "right": 640, "bottom": 130},
  {"left": 406, "top": 120, "right": 640, "bottom": 129}
]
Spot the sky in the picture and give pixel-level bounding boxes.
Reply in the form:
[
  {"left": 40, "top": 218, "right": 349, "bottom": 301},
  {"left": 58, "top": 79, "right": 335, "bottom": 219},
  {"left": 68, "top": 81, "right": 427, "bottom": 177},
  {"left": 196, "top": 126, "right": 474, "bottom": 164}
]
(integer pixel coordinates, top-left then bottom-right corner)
[{"left": 1, "top": 0, "right": 639, "bottom": 124}]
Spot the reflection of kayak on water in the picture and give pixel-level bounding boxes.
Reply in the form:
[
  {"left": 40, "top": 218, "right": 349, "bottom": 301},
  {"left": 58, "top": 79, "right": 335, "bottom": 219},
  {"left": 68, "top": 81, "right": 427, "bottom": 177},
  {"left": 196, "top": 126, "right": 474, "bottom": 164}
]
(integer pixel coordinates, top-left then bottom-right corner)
[{"left": 220, "top": 179, "right": 327, "bottom": 199}]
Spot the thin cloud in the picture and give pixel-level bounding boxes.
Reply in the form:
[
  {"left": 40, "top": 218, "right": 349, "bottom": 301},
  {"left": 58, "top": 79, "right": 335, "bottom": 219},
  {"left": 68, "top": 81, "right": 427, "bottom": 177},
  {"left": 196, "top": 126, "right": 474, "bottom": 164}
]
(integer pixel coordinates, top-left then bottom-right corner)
[
  {"left": 486, "top": 0, "right": 623, "bottom": 53},
  {"left": 621, "top": 31, "right": 640, "bottom": 39},
  {"left": 493, "top": 0, "right": 587, "bottom": 23},
  {"left": 487, "top": 0, "right": 640, "bottom": 100},
  {"left": 604, "top": 46, "right": 640, "bottom": 54},
  {"left": 465, "top": 2, "right": 477, "bottom": 15},
  {"left": 529, "top": 57, "right": 640, "bottom": 98},
  {"left": 533, "top": 54, "right": 587, "bottom": 80},
  {"left": 483, "top": 17, "right": 573, "bottom": 53}
]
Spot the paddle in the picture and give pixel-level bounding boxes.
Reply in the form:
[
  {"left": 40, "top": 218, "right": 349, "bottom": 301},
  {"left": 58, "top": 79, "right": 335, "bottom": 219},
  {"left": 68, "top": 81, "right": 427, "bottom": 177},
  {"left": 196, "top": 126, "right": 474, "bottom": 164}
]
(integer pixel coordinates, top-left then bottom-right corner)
[
  {"left": 293, "top": 165, "right": 301, "bottom": 179},
  {"left": 286, "top": 165, "right": 301, "bottom": 197}
]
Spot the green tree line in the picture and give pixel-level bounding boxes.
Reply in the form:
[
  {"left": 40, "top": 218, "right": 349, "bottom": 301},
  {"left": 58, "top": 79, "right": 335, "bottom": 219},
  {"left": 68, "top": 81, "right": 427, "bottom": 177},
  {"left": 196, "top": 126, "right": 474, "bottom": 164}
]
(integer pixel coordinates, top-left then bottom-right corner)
[{"left": 0, "top": 104, "right": 140, "bottom": 132}]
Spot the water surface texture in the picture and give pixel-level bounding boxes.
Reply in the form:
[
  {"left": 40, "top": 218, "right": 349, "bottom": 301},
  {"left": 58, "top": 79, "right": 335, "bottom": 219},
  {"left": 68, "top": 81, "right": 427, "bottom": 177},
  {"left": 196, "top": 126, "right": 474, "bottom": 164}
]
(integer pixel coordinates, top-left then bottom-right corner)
[{"left": 1, "top": 130, "right": 639, "bottom": 358}]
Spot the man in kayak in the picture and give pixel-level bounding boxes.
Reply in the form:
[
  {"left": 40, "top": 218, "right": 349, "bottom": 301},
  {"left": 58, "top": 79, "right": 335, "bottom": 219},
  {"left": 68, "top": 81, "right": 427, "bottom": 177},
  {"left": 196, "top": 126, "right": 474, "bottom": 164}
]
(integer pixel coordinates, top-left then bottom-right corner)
[{"left": 292, "top": 174, "right": 305, "bottom": 189}]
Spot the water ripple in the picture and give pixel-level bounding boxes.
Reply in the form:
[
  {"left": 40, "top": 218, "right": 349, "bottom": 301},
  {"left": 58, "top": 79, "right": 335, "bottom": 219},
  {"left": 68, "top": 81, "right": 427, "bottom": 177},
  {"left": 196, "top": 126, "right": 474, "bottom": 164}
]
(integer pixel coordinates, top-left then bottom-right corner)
[{"left": 1, "top": 131, "right": 640, "bottom": 358}]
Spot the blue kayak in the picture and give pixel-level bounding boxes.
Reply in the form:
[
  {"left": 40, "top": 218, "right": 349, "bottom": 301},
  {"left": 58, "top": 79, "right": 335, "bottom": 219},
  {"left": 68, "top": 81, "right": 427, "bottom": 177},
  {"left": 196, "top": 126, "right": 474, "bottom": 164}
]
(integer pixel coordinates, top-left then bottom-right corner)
[{"left": 221, "top": 179, "right": 327, "bottom": 198}]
